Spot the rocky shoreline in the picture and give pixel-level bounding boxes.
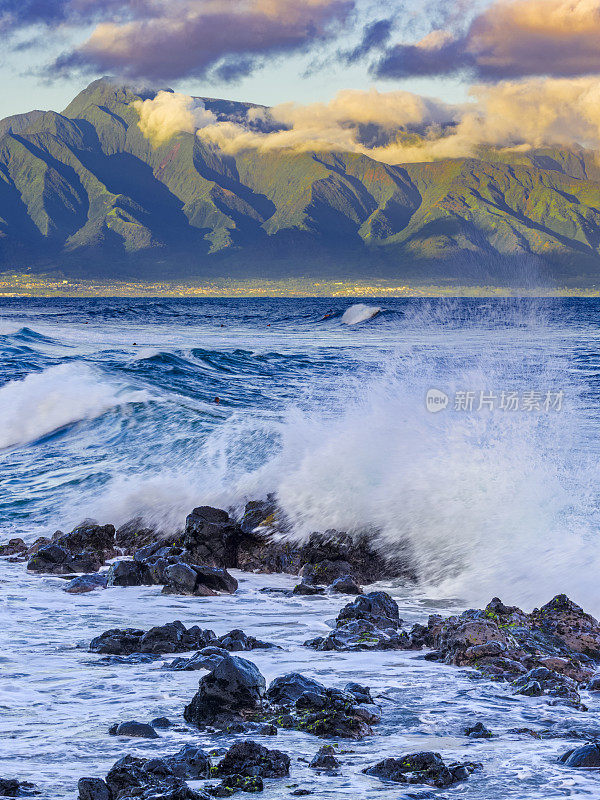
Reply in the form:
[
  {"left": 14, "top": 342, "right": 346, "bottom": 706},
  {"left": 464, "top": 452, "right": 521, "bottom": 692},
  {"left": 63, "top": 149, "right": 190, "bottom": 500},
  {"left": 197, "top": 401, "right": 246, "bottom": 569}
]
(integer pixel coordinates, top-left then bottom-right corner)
[{"left": 2, "top": 499, "right": 600, "bottom": 798}]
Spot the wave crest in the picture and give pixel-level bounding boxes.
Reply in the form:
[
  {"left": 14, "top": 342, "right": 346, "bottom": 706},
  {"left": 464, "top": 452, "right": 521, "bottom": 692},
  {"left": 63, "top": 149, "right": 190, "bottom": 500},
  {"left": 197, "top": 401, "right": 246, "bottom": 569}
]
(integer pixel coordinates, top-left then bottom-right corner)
[{"left": 0, "top": 363, "right": 148, "bottom": 449}]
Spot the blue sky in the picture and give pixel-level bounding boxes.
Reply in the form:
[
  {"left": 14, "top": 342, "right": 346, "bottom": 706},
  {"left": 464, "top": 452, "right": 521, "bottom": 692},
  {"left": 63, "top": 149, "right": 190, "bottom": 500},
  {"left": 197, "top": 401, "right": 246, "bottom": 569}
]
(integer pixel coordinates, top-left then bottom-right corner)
[
  {"left": 0, "top": 0, "right": 473, "bottom": 117},
  {"left": 2, "top": 0, "right": 600, "bottom": 126}
]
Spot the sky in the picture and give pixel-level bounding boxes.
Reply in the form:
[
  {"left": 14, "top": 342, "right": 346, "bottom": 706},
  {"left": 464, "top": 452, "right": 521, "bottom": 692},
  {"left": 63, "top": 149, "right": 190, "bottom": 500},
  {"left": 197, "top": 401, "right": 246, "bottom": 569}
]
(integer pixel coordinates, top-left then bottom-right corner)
[
  {"left": 2, "top": 0, "right": 600, "bottom": 157},
  {"left": 0, "top": 0, "right": 545, "bottom": 117}
]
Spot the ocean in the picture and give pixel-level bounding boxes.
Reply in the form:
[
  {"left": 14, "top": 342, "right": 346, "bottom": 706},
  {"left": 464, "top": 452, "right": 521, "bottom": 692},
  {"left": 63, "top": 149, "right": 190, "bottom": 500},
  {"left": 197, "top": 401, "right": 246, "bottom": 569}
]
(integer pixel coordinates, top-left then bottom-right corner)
[{"left": 2, "top": 296, "right": 600, "bottom": 799}]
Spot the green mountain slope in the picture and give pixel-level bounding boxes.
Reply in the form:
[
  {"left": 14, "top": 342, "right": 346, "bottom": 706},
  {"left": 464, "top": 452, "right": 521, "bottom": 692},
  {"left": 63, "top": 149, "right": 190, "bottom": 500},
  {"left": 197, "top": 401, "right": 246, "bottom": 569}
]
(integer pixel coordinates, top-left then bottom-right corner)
[{"left": 1, "top": 78, "right": 600, "bottom": 284}]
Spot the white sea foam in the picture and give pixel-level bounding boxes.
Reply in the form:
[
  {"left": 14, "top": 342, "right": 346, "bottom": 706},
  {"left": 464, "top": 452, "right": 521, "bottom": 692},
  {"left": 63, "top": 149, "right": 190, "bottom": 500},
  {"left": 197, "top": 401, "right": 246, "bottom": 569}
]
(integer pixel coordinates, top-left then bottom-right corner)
[
  {"left": 341, "top": 303, "right": 381, "bottom": 324},
  {"left": 206, "top": 305, "right": 600, "bottom": 613},
  {"left": 0, "top": 363, "right": 148, "bottom": 449}
]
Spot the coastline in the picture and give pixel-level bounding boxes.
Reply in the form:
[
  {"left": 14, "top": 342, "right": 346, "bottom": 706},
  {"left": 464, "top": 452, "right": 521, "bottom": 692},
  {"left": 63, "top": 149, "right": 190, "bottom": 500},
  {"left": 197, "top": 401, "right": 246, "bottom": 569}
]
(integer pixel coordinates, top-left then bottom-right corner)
[
  {"left": 2, "top": 272, "right": 600, "bottom": 298},
  {"left": 3, "top": 507, "right": 600, "bottom": 798}
]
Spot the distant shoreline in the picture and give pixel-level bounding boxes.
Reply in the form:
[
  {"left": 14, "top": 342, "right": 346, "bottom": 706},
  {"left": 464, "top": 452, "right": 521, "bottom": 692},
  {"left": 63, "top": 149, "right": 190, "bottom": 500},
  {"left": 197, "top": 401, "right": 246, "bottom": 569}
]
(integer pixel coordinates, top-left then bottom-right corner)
[{"left": 1, "top": 273, "right": 600, "bottom": 298}]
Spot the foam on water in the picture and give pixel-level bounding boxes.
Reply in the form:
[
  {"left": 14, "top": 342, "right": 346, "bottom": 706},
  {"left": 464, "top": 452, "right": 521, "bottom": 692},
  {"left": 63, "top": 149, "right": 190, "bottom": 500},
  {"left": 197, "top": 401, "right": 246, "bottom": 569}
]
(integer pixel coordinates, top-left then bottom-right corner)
[
  {"left": 2, "top": 298, "right": 600, "bottom": 613},
  {"left": 341, "top": 303, "right": 382, "bottom": 324},
  {"left": 0, "top": 363, "right": 149, "bottom": 449}
]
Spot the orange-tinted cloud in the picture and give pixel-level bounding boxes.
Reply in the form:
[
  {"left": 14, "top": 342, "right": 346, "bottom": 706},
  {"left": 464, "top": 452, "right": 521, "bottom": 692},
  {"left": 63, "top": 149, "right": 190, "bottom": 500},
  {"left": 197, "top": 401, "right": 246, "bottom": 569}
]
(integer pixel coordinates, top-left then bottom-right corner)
[
  {"left": 377, "top": 0, "right": 600, "bottom": 80},
  {"left": 51, "top": 0, "right": 354, "bottom": 82}
]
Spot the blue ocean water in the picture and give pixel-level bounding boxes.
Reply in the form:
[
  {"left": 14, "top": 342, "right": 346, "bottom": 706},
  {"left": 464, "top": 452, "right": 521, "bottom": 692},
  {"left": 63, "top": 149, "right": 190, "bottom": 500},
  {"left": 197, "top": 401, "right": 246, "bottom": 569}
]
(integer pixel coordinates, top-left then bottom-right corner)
[
  {"left": 1, "top": 296, "right": 600, "bottom": 607},
  {"left": 4, "top": 297, "right": 600, "bottom": 800}
]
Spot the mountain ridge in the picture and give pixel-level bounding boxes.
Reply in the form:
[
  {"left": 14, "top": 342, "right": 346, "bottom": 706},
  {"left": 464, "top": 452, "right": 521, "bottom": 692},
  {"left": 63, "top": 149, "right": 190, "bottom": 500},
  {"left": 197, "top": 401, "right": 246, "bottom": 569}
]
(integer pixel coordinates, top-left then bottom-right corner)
[{"left": 1, "top": 78, "right": 600, "bottom": 285}]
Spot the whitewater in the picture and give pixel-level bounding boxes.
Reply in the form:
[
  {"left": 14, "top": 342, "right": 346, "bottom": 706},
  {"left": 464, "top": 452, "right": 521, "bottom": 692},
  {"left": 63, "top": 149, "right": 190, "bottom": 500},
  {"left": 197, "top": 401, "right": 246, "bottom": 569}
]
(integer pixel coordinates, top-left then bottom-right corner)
[{"left": 2, "top": 296, "right": 600, "bottom": 799}]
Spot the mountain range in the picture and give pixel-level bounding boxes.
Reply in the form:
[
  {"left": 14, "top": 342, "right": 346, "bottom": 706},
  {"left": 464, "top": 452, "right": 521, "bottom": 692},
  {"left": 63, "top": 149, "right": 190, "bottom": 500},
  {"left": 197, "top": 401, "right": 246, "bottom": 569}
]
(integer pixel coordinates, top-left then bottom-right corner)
[{"left": 1, "top": 78, "right": 600, "bottom": 285}]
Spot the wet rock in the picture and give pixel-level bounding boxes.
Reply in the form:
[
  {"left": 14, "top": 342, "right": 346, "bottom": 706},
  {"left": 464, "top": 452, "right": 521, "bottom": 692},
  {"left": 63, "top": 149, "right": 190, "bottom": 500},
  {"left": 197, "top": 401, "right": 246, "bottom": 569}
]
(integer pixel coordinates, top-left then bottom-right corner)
[
  {"left": 297, "top": 531, "right": 399, "bottom": 585},
  {"left": 401, "top": 594, "right": 600, "bottom": 707},
  {"left": 266, "top": 674, "right": 326, "bottom": 705},
  {"left": 0, "top": 538, "right": 27, "bottom": 557},
  {"left": 261, "top": 673, "right": 380, "bottom": 739},
  {"left": 515, "top": 679, "right": 543, "bottom": 697},
  {"left": 184, "top": 507, "right": 241, "bottom": 568},
  {"left": 94, "top": 653, "right": 160, "bottom": 666},
  {"left": 27, "top": 544, "right": 101, "bottom": 575},
  {"left": 559, "top": 742, "right": 600, "bottom": 769},
  {"left": 465, "top": 722, "right": 494, "bottom": 738},
  {"left": 208, "top": 775, "right": 263, "bottom": 795},
  {"left": 292, "top": 583, "right": 325, "bottom": 596},
  {"left": 309, "top": 745, "right": 340, "bottom": 770},
  {"left": 512, "top": 668, "right": 583, "bottom": 706},
  {"left": 115, "top": 518, "right": 169, "bottom": 554},
  {"left": 239, "top": 497, "right": 280, "bottom": 536},
  {"left": 215, "top": 740, "right": 290, "bottom": 778},
  {"left": 216, "top": 630, "right": 274, "bottom": 651},
  {"left": 163, "top": 565, "right": 238, "bottom": 596},
  {"left": 109, "top": 721, "right": 159, "bottom": 738},
  {"left": 151, "top": 717, "right": 172, "bottom": 729},
  {"left": 90, "top": 621, "right": 217, "bottom": 655},
  {"left": 363, "top": 752, "right": 481, "bottom": 788},
  {"left": 104, "top": 754, "right": 210, "bottom": 800},
  {"left": 328, "top": 576, "right": 361, "bottom": 595},
  {"left": 531, "top": 594, "right": 600, "bottom": 659},
  {"left": 588, "top": 673, "right": 600, "bottom": 690},
  {"left": 338, "top": 592, "right": 401, "bottom": 628},
  {"left": 344, "top": 683, "right": 373, "bottom": 704},
  {"left": 78, "top": 777, "right": 110, "bottom": 800},
  {"left": 26, "top": 536, "right": 52, "bottom": 555},
  {"left": 0, "top": 779, "right": 39, "bottom": 797},
  {"left": 157, "top": 746, "right": 211, "bottom": 779},
  {"left": 306, "top": 618, "right": 409, "bottom": 652},
  {"left": 299, "top": 560, "right": 354, "bottom": 587},
  {"left": 64, "top": 573, "right": 108, "bottom": 593},
  {"left": 106, "top": 560, "right": 152, "bottom": 587},
  {"left": 55, "top": 521, "right": 116, "bottom": 561},
  {"left": 306, "top": 591, "right": 408, "bottom": 652},
  {"left": 184, "top": 655, "right": 266, "bottom": 726},
  {"left": 165, "top": 648, "right": 228, "bottom": 672}
]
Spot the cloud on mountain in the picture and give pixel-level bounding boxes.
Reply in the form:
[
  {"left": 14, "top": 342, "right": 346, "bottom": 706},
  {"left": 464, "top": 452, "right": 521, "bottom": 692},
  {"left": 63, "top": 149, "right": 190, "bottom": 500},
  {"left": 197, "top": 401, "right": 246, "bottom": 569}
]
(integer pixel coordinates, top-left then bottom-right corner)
[
  {"left": 133, "top": 77, "right": 600, "bottom": 163},
  {"left": 376, "top": 0, "right": 600, "bottom": 80}
]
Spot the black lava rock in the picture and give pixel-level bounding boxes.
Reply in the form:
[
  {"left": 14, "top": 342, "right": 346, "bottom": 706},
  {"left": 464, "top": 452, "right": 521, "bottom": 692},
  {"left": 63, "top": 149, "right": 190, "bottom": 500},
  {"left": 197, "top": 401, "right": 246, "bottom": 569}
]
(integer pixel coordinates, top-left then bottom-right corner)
[
  {"left": 363, "top": 752, "right": 481, "bottom": 788},
  {"left": 109, "top": 721, "right": 159, "bottom": 738},
  {"left": 78, "top": 778, "right": 111, "bottom": 800},
  {"left": 90, "top": 621, "right": 217, "bottom": 655},
  {"left": 64, "top": 573, "right": 108, "bottom": 594},
  {"left": 266, "top": 673, "right": 326, "bottom": 705},
  {"left": 184, "top": 655, "right": 266, "bottom": 726},
  {"left": 465, "top": 722, "right": 494, "bottom": 739},
  {"left": 216, "top": 740, "right": 290, "bottom": 779},
  {"left": 309, "top": 745, "right": 340, "bottom": 770},
  {"left": 559, "top": 742, "right": 600, "bottom": 769}
]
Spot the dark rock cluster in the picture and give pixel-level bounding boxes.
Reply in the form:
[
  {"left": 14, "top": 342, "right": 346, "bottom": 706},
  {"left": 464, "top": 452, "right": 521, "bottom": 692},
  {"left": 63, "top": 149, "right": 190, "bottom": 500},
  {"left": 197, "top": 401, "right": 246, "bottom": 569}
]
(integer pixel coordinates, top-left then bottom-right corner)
[
  {"left": 78, "top": 746, "right": 211, "bottom": 800},
  {"left": 89, "top": 622, "right": 275, "bottom": 656},
  {"left": 305, "top": 591, "right": 409, "bottom": 651},
  {"left": 183, "top": 656, "right": 380, "bottom": 740},
  {"left": 403, "top": 594, "right": 600, "bottom": 709},
  {"left": 27, "top": 523, "right": 116, "bottom": 574},
  {"left": 363, "top": 751, "right": 482, "bottom": 788}
]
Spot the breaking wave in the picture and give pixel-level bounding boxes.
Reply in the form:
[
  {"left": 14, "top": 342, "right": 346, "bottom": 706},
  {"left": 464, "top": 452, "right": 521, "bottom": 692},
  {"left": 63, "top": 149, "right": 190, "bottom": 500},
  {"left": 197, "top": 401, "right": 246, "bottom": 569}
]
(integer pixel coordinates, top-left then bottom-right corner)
[
  {"left": 0, "top": 363, "right": 149, "bottom": 449},
  {"left": 341, "top": 303, "right": 382, "bottom": 325}
]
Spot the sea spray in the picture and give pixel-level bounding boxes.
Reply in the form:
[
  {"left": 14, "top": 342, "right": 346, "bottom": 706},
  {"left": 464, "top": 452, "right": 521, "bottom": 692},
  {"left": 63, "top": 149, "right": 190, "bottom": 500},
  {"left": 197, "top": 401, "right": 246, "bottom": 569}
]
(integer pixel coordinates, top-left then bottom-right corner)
[
  {"left": 4, "top": 297, "right": 600, "bottom": 614},
  {"left": 0, "top": 363, "right": 149, "bottom": 449},
  {"left": 341, "top": 304, "right": 381, "bottom": 325}
]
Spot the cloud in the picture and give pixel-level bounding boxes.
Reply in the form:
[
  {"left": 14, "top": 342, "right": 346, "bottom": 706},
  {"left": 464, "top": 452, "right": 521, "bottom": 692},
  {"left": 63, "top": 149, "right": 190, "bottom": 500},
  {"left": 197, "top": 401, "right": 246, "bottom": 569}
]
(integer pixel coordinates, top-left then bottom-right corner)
[
  {"left": 376, "top": 0, "right": 600, "bottom": 80},
  {"left": 48, "top": 0, "right": 355, "bottom": 82},
  {"left": 345, "top": 18, "right": 394, "bottom": 63},
  {"left": 134, "top": 90, "right": 217, "bottom": 146},
  {"left": 135, "top": 78, "right": 600, "bottom": 164}
]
